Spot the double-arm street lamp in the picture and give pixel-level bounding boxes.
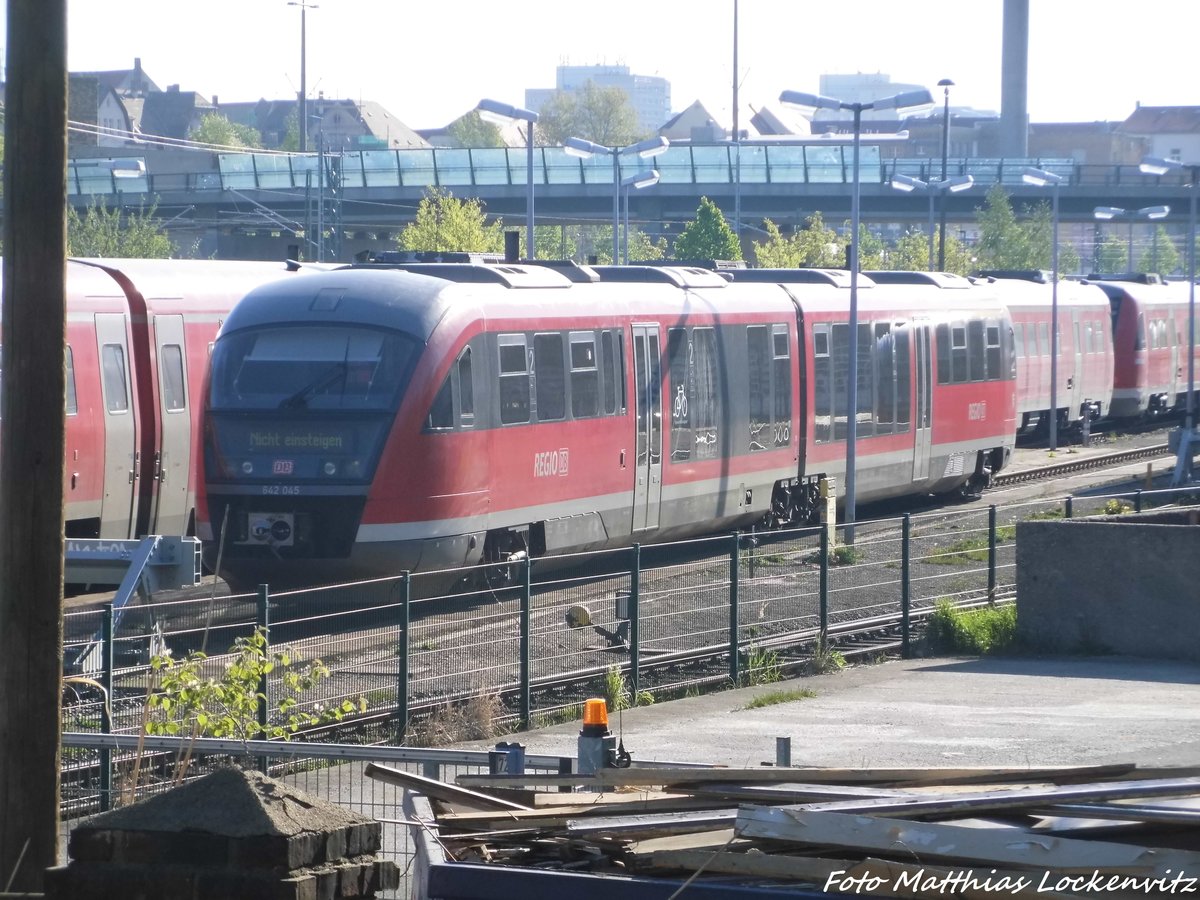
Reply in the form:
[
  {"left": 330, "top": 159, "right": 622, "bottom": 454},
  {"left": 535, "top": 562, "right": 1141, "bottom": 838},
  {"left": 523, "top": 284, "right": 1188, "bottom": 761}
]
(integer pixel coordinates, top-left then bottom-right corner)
[
  {"left": 477, "top": 98, "right": 539, "bottom": 259},
  {"left": 1141, "top": 155, "right": 1199, "bottom": 482},
  {"left": 779, "top": 87, "right": 934, "bottom": 542},
  {"left": 1093, "top": 205, "right": 1171, "bottom": 272},
  {"left": 288, "top": 1, "right": 318, "bottom": 154},
  {"left": 621, "top": 170, "right": 661, "bottom": 264},
  {"left": 936, "top": 78, "right": 954, "bottom": 270},
  {"left": 1022, "top": 167, "right": 1064, "bottom": 450},
  {"left": 889, "top": 173, "right": 973, "bottom": 270},
  {"left": 564, "top": 136, "right": 670, "bottom": 263}
]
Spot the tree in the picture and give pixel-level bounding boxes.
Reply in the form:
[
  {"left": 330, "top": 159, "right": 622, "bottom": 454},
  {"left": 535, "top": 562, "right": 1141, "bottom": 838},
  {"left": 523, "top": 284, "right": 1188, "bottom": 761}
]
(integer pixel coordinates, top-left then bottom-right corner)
[
  {"left": 279, "top": 109, "right": 301, "bottom": 152},
  {"left": 888, "top": 228, "right": 931, "bottom": 272},
  {"left": 673, "top": 197, "right": 742, "bottom": 261},
  {"left": 1138, "top": 225, "right": 1181, "bottom": 276},
  {"left": 850, "top": 221, "right": 887, "bottom": 270},
  {"left": 449, "top": 111, "right": 504, "bottom": 149},
  {"left": 535, "top": 81, "right": 644, "bottom": 146},
  {"left": 752, "top": 214, "right": 842, "bottom": 268},
  {"left": 191, "top": 112, "right": 262, "bottom": 149},
  {"left": 397, "top": 187, "right": 506, "bottom": 253},
  {"left": 1095, "top": 232, "right": 1128, "bottom": 275},
  {"left": 974, "top": 185, "right": 1031, "bottom": 269},
  {"left": 68, "top": 198, "right": 175, "bottom": 258}
]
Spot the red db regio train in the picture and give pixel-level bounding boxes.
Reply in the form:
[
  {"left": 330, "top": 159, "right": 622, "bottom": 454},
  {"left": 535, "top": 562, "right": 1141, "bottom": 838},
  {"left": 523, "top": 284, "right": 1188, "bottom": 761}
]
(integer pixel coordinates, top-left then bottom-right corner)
[
  {"left": 4, "top": 258, "right": 320, "bottom": 544},
  {"left": 197, "top": 261, "right": 1028, "bottom": 590}
]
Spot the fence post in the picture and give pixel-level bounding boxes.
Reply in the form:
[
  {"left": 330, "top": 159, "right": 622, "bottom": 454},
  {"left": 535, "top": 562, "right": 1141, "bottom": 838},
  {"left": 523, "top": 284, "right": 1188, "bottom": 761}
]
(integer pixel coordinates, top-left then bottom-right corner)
[
  {"left": 729, "top": 532, "right": 741, "bottom": 684},
  {"left": 987, "top": 505, "right": 998, "bottom": 604},
  {"left": 901, "top": 515, "right": 911, "bottom": 659},
  {"left": 819, "top": 524, "right": 830, "bottom": 642},
  {"left": 256, "top": 584, "right": 270, "bottom": 775},
  {"left": 629, "top": 544, "right": 641, "bottom": 700},
  {"left": 397, "top": 572, "right": 410, "bottom": 745},
  {"left": 520, "top": 557, "right": 532, "bottom": 730},
  {"left": 1066, "top": 496, "right": 1074, "bottom": 519},
  {"left": 99, "top": 602, "right": 115, "bottom": 812},
  {"left": 1135, "top": 489, "right": 1143, "bottom": 513}
]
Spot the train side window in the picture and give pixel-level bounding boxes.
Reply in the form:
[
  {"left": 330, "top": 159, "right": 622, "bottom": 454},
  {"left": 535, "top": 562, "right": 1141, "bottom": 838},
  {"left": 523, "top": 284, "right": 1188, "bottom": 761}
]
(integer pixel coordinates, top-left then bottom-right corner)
[
  {"left": 570, "top": 332, "right": 599, "bottom": 419},
  {"left": 967, "top": 320, "right": 985, "bottom": 382},
  {"left": 1135, "top": 313, "right": 1146, "bottom": 351},
  {"left": 692, "top": 327, "right": 721, "bottom": 459},
  {"left": 951, "top": 324, "right": 968, "bottom": 383},
  {"left": 667, "top": 328, "right": 691, "bottom": 461},
  {"left": 1084, "top": 322, "right": 1094, "bottom": 355},
  {"left": 533, "top": 332, "right": 565, "bottom": 422},
  {"left": 458, "top": 346, "right": 474, "bottom": 427},
  {"left": 773, "top": 325, "right": 791, "bottom": 447},
  {"left": 831, "top": 324, "right": 849, "bottom": 440},
  {"left": 985, "top": 324, "right": 1001, "bottom": 380},
  {"left": 601, "top": 331, "right": 617, "bottom": 414},
  {"left": 161, "top": 344, "right": 187, "bottom": 412},
  {"left": 747, "top": 325, "right": 771, "bottom": 452},
  {"left": 894, "top": 325, "right": 911, "bottom": 430},
  {"left": 1013, "top": 323, "right": 1025, "bottom": 358},
  {"left": 856, "top": 323, "right": 875, "bottom": 437},
  {"left": 427, "top": 374, "right": 453, "bottom": 430},
  {"left": 935, "top": 323, "right": 950, "bottom": 385},
  {"left": 498, "top": 334, "right": 530, "bottom": 425},
  {"left": 66, "top": 346, "right": 78, "bottom": 416},
  {"left": 812, "top": 327, "right": 831, "bottom": 443},
  {"left": 1037, "top": 322, "right": 1049, "bottom": 358},
  {"left": 101, "top": 343, "right": 129, "bottom": 413},
  {"left": 874, "top": 323, "right": 894, "bottom": 435}
]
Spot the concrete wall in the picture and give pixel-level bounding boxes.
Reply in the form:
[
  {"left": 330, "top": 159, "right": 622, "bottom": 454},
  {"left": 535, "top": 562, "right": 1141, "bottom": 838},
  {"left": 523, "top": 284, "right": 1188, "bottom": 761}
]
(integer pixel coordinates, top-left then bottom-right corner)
[{"left": 1016, "top": 511, "right": 1200, "bottom": 660}]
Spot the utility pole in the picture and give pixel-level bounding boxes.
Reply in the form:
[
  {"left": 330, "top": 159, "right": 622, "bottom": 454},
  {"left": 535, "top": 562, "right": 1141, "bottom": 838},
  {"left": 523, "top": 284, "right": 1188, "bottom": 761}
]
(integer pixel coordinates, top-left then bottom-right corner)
[{"left": 1, "top": 0, "right": 68, "bottom": 891}]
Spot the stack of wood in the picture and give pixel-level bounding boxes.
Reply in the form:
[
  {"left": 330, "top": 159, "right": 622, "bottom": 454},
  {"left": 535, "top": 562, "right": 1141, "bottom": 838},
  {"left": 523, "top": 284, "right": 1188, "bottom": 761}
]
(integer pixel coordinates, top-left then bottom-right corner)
[{"left": 372, "top": 762, "right": 1200, "bottom": 897}]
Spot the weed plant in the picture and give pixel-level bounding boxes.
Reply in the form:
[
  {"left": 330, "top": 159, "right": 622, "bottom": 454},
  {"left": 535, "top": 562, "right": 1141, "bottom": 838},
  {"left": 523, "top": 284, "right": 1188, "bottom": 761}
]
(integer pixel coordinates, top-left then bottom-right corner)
[{"left": 924, "top": 600, "right": 1017, "bottom": 655}]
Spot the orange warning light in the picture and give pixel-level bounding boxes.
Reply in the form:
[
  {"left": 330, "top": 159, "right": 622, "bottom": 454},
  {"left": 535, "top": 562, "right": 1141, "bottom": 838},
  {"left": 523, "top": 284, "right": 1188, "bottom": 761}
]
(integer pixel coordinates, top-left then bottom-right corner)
[{"left": 582, "top": 698, "right": 609, "bottom": 727}]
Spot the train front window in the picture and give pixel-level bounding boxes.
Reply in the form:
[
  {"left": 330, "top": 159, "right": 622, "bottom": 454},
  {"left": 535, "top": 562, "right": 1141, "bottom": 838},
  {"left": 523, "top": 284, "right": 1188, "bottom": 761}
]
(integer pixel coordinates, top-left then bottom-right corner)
[{"left": 209, "top": 326, "right": 417, "bottom": 411}]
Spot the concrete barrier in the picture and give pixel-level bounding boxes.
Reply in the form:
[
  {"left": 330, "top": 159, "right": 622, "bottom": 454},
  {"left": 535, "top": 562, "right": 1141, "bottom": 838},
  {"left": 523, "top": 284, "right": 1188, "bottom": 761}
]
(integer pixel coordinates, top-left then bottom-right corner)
[{"left": 1016, "top": 509, "right": 1200, "bottom": 660}]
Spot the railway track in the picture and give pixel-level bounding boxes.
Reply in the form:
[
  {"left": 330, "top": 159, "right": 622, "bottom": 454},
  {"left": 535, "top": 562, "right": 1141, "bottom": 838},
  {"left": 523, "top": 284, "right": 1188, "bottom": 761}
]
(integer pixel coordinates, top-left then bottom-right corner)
[{"left": 992, "top": 442, "right": 1171, "bottom": 487}]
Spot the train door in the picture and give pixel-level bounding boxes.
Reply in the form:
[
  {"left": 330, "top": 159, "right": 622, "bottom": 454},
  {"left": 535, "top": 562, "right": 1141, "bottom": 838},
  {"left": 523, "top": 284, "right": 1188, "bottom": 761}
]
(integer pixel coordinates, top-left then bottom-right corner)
[
  {"left": 1069, "top": 314, "right": 1083, "bottom": 421},
  {"left": 631, "top": 324, "right": 662, "bottom": 532},
  {"left": 913, "top": 320, "right": 933, "bottom": 482},
  {"left": 149, "top": 315, "right": 191, "bottom": 535},
  {"left": 94, "top": 313, "right": 139, "bottom": 538}
]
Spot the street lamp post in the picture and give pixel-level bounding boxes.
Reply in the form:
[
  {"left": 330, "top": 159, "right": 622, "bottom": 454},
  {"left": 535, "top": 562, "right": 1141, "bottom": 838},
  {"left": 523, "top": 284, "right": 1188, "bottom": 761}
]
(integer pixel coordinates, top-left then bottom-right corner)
[
  {"left": 936, "top": 78, "right": 954, "bottom": 270},
  {"left": 780, "top": 87, "right": 934, "bottom": 542},
  {"left": 1094, "top": 205, "right": 1171, "bottom": 272},
  {"left": 621, "top": 170, "right": 661, "bottom": 264},
  {"left": 1022, "top": 167, "right": 1064, "bottom": 450},
  {"left": 287, "top": 1, "right": 317, "bottom": 154},
  {"left": 889, "top": 173, "right": 973, "bottom": 270},
  {"left": 477, "top": 99, "right": 539, "bottom": 259},
  {"left": 1141, "top": 155, "right": 1199, "bottom": 482},
  {"left": 564, "top": 136, "right": 669, "bottom": 263}
]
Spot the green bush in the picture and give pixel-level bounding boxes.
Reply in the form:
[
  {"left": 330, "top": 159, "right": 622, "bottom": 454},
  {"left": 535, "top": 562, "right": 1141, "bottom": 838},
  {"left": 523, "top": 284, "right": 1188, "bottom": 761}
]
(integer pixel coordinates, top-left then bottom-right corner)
[{"left": 924, "top": 600, "right": 1017, "bottom": 655}]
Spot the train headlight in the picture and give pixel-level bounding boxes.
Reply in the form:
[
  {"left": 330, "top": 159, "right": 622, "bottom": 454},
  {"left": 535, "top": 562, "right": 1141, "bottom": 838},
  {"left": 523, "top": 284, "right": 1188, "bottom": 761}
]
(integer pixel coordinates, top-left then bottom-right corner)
[
  {"left": 240, "top": 460, "right": 254, "bottom": 475},
  {"left": 322, "top": 460, "right": 338, "bottom": 476}
]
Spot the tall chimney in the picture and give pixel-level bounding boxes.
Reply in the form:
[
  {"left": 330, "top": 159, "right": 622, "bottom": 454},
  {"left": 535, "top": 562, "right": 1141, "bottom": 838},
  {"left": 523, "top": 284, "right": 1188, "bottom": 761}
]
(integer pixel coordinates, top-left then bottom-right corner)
[{"left": 999, "top": 0, "right": 1029, "bottom": 156}]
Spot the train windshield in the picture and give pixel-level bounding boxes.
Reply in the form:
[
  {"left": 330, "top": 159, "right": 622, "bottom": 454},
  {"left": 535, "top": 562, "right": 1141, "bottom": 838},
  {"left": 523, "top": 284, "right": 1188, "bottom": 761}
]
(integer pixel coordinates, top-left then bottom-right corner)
[{"left": 209, "top": 326, "right": 419, "bottom": 411}]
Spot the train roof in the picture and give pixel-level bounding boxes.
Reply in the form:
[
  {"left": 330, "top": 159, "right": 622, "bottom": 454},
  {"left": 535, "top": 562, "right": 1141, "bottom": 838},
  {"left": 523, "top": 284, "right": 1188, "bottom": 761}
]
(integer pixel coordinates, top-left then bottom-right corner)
[
  {"left": 1086, "top": 276, "right": 1193, "bottom": 306},
  {"left": 973, "top": 273, "right": 1111, "bottom": 311}
]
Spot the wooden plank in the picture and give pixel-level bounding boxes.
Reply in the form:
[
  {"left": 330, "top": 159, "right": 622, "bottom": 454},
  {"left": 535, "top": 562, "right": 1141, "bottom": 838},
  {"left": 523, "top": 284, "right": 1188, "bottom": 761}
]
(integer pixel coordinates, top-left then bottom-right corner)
[
  {"left": 792, "top": 775, "right": 1200, "bottom": 819},
  {"left": 736, "top": 806, "right": 1200, "bottom": 874},
  {"left": 677, "top": 782, "right": 911, "bottom": 803},
  {"left": 627, "top": 829, "right": 742, "bottom": 857},
  {"left": 566, "top": 808, "right": 739, "bottom": 838},
  {"left": 456, "top": 763, "right": 1137, "bottom": 790},
  {"left": 439, "top": 794, "right": 723, "bottom": 827},
  {"left": 365, "top": 762, "right": 531, "bottom": 812}
]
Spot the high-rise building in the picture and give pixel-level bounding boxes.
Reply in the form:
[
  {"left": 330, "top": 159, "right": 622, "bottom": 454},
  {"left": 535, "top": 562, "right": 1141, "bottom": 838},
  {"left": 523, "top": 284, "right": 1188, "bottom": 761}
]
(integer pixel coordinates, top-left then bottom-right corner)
[{"left": 526, "top": 64, "right": 671, "bottom": 134}]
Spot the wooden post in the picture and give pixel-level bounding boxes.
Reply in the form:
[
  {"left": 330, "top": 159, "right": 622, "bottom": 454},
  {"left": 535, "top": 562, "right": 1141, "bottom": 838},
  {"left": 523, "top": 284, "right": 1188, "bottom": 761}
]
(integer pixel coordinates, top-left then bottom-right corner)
[{"left": 0, "top": 0, "right": 68, "bottom": 890}]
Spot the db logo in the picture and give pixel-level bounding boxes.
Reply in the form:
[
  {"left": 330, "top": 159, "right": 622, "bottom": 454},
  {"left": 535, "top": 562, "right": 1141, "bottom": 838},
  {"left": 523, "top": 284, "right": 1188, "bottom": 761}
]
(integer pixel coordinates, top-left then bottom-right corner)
[{"left": 533, "top": 449, "right": 569, "bottom": 477}]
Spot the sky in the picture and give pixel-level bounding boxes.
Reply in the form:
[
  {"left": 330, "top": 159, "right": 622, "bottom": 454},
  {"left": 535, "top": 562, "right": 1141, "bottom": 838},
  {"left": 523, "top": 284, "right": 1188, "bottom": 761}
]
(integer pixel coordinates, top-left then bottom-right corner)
[{"left": 4, "top": 1, "right": 1196, "bottom": 132}]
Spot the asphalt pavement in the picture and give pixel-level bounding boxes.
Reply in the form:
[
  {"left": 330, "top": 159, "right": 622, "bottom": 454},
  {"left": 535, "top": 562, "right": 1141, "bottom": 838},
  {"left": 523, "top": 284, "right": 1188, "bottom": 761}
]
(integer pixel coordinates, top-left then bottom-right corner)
[{"left": 462, "top": 655, "right": 1200, "bottom": 771}]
